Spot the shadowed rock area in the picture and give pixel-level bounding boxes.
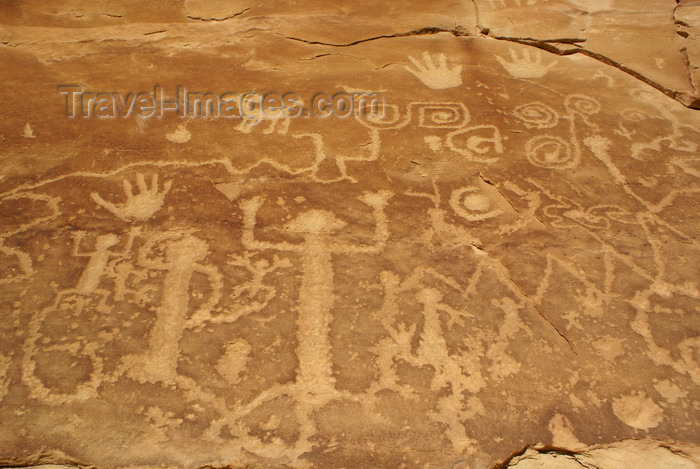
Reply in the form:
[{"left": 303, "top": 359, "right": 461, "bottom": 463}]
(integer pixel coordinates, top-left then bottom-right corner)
[{"left": 0, "top": 1, "right": 698, "bottom": 468}]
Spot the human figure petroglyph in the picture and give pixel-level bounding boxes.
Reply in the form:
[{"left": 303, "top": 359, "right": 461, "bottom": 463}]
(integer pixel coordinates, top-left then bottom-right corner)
[
  {"left": 404, "top": 52, "right": 463, "bottom": 90},
  {"left": 369, "top": 268, "right": 493, "bottom": 454},
  {"left": 369, "top": 271, "right": 417, "bottom": 398},
  {"left": 206, "top": 191, "right": 394, "bottom": 456},
  {"left": 72, "top": 232, "right": 121, "bottom": 294},
  {"left": 91, "top": 173, "right": 172, "bottom": 222},
  {"left": 121, "top": 231, "right": 223, "bottom": 384},
  {"left": 240, "top": 191, "right": 392, "bottom": 395},
  {"left": 414, "top": 286, "right": 480, "bottom": 454},
  {"left": 22, "top": 226, "right": 279, "bottom": 405},
  {"left": 73, "top": 229, "right": 141, "bottom": 295},
  {"left": 625, "top": 216, "right": 700, "bottom": 386},
  {"left": 584, "top": 135, "right": 698, "bottom": 240},
  {"left": 378, "top": 187, "right": 562, "bottom": 387},
  {"left": 414, "top": 288, "right": 474, "bottom": 368},
  {"left": 21, "top": 228, "right": 140, "bottom": 403}
]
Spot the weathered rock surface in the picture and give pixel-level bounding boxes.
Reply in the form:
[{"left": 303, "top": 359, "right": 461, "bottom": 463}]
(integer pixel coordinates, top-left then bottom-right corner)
[
  {"left": 0, "top": 1, "right": 698, "bottom": 468},
  {"left": 504, "top": 439, "right": 700, "bottom": 468}
]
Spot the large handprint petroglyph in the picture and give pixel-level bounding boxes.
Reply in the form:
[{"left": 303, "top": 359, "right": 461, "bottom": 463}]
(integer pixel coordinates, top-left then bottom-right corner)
[
  {"left": 91, "top": 173, "right": 172, "bottom": 221},
  {"left": 405, "top": 52, "right": 463, "bottom": 89},
  {"left": 496, "top": 48, "right": 556, "bottom": 79}
]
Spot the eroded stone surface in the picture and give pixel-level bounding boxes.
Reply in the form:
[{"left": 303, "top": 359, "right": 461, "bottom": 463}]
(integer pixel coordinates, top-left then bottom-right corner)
[
  {"left": 504, "top": 439, "right": 700, "bottom": 468},
  {"left": 0, "top": 1, "right": 698, "bottom": 469},
  {"left": 1, "top": 0, "right": 700, "bottom": 107},
  {"left": 476, "top": 0, "right": 700, "bottom": 106}
]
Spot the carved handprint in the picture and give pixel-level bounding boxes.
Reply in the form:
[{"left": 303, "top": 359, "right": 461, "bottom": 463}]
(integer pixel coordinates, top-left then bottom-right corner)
[
  {"left": 91, "top": 173, "right": 172, "bottom": 221},
  {"left": 404, "top": 52, "right": 463, "bottom": 89},
  {"left": 387, "top": 322, "right": 417, "bottom": 348},
  {"left": 495, "top": 48, "right": 556, "bottom": 79}
]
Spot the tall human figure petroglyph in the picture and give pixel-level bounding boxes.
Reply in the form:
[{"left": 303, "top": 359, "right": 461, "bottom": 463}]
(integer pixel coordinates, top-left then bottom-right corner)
[
  {"left": 123, "top": 232, "right": 223, "bottom": 384},
  {"left": 240, "top": 191, "right": 393, "bottom": 398}
]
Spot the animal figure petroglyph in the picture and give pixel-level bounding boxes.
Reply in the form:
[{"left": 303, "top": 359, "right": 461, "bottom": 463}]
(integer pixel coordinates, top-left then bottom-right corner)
[{"left": 2, "top": 54, "right": 699, "bottom": 465}]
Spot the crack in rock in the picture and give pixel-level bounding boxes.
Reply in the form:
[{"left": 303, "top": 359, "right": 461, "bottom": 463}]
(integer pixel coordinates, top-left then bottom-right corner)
[
  {"left": 186, "top": 4, "right": 260, "bottom": 22},
  {"left": 280, "top": 25, "right": 699, "bottom": 109}
]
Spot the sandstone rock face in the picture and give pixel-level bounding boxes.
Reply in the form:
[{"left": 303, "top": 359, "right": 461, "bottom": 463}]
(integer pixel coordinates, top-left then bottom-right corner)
[{"left": 0, "top": 1, "right": 698, "bottom": 468}]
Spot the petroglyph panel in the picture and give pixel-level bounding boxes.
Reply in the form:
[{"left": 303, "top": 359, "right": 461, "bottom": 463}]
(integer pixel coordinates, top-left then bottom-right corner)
[{"left": 0, "top": 3, "right": 699, "bottom": 469}]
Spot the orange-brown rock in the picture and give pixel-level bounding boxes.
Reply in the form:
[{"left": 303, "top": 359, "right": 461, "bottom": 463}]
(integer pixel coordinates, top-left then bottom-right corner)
[{"left": 0, "top": 1, "right": 698, "bottom": 468}]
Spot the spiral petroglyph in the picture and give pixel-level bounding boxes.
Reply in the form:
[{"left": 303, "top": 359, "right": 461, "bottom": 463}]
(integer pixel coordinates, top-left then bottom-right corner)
[{"left": 513, "top": 102, "right": 559, "bottom": 129}]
